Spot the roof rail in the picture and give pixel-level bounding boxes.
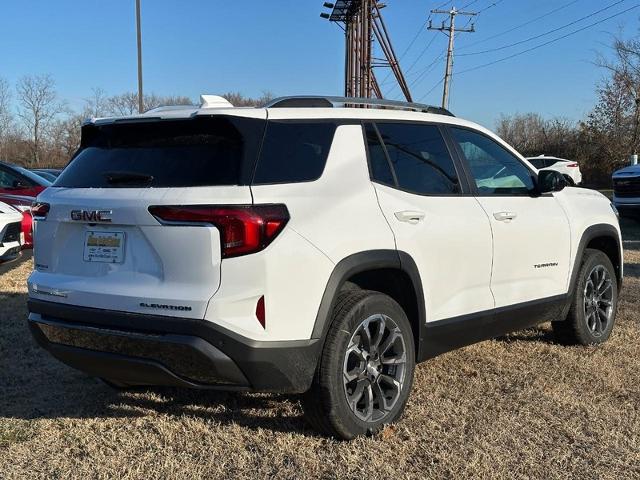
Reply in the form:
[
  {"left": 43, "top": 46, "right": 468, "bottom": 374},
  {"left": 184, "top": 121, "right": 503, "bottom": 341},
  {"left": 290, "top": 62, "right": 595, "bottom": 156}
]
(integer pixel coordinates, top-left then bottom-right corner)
[{"left": 264, "top": 96, "right": 454, "bottom": 116}]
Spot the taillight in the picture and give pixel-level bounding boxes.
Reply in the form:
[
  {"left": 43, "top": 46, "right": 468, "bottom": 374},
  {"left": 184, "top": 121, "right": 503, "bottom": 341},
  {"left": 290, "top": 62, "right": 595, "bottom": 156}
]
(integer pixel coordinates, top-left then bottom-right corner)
[
  {"left": 566, "top": 163, "right": 579, "bottom": 167},
  {"left": 31, "top": 202, "right": 50, "bottom": 220},
  {"left": 148, "top": 204, "right": 289, "bottom": 258}
]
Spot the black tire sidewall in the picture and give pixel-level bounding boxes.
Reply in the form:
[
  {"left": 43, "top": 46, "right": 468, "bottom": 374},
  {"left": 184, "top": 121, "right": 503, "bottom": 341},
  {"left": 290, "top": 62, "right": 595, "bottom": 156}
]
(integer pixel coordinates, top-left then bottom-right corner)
[{"left": 320, "top": 291, "right": 415, "bottom": 439}]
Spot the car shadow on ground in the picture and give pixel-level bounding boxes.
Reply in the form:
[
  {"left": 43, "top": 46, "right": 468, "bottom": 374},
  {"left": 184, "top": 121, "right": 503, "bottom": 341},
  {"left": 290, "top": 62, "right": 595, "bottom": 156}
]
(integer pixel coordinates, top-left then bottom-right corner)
[{"left": 0, "top": 291, "right": 316, "bottom": 436}]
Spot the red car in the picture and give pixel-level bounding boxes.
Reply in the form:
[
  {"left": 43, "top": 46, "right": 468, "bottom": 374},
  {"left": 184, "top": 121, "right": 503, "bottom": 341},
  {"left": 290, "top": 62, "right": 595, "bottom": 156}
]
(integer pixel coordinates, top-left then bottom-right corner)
[{"left": 0, "top": 161, "right": 52, "bottom": 248}]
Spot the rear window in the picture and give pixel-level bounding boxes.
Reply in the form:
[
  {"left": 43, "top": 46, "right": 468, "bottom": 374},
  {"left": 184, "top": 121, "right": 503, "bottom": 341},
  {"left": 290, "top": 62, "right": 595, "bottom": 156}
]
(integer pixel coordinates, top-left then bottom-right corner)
[
  {"left": 527, "top": 158, "right": 546, "bottom": 169},
  {"left": 54, "top": 117, "right": 337, "bottom": 188},
  {"left": 55, "top": 116, "right": 265, "bottom": 188},
  {"left": 252, "top": 121, "right": 337, "bottom": 184}
]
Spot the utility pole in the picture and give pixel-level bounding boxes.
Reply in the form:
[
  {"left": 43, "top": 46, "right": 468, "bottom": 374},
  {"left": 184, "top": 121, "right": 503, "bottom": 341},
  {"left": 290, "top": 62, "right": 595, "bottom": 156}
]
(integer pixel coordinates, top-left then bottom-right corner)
[
  {"left": 428, "top": 7, "right": 476, "bottom": 109},
  {"left": 135, "top": 0, "right": 144, "bottom": 113}
]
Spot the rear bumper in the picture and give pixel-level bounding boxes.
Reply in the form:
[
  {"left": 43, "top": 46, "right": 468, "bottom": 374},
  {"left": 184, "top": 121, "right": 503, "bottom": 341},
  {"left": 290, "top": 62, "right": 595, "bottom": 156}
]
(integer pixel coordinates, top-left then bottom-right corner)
[{"left": 27, "top": 299, "right": 320, "bottom": 393}]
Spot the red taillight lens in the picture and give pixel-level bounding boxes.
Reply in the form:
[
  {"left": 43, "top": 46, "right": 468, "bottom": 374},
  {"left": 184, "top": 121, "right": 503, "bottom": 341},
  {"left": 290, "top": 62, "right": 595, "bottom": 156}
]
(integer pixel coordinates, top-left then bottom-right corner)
[
  {"left": 566, "top": 163, "right": 579, "bottom": 167},
  {"left": 31, "top": 202, "right": 50, "bottom": 219},
  {"left": 148, "top": 204, "right": 289, "bottom": 258}
]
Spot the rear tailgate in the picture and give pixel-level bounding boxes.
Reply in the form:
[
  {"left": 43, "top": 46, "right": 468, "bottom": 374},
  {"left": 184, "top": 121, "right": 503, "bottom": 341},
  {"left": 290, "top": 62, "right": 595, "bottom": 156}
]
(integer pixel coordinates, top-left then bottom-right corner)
[{"left": 29, "top": 112, "right": 266, "bottom": 319}]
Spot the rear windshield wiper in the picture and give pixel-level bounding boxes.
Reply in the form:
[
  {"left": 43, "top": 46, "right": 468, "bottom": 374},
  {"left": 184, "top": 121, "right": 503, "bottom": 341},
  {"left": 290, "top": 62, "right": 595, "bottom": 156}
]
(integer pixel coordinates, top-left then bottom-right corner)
[{"left": 103, "top": 171, "right": 154, "bottom": 186}]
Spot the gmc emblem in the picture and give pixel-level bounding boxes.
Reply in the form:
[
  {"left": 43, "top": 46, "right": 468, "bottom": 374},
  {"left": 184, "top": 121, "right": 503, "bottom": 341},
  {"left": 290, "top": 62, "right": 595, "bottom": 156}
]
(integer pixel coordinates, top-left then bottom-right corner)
[{"left": 70, "top": 210, "right": 113, "bottom": 222}]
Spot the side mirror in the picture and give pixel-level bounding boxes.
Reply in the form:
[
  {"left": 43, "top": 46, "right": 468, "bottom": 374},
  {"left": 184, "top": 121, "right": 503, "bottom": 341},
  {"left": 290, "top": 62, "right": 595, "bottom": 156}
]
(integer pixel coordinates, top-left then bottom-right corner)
[{"left": 537, "top": 169, "right": 567, "bottom": 194}]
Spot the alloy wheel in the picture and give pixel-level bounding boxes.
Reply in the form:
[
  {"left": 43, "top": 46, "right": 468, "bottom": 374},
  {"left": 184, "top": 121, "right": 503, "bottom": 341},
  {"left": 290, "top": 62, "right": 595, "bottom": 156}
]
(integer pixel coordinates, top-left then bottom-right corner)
[
  {"left": 342, "top": 314, "right": 407, "bottom": 422},
  {"left": 583, "top": 265, "right": 614, "bottom": 336}
]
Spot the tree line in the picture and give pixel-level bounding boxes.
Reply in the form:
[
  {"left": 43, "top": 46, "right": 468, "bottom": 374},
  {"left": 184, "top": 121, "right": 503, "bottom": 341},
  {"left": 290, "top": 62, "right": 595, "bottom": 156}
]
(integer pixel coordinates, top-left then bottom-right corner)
[
  {"left": 1, "top": 34, "right": 638, "bottom": 186},
  {"left": 496, "top": 34, "right": 640, "bottom": 187},
  {"left": 0, "top": 78, "right": 271, "bottom": 169}
]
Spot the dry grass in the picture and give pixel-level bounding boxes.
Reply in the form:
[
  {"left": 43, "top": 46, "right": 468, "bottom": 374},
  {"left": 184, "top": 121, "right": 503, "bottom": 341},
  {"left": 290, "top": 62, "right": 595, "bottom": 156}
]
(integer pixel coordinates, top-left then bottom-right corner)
[{"left": 1, "top": 222, "right": 639, "bottom": 479}]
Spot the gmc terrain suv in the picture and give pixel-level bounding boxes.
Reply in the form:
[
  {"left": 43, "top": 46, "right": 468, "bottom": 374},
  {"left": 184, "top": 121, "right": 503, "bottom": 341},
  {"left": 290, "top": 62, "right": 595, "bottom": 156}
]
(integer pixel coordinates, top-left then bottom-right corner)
[{"left": 28, "top": 95, "right": 623, "bottom": 439}]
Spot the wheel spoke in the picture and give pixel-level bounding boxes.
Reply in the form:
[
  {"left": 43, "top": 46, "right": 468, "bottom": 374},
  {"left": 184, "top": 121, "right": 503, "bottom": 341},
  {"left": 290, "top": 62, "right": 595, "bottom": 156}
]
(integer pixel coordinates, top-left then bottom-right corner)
[
  {"left": 379, "top": 328, "right": 400, "bottom": 356},
  {"left": 347, "top": 379, "right": 367, "bottom": 410},
  {"left": 598, "top": 307, "right": 609, "bottom": 323},
  {"left": 371, "top": 378, "right": 391, "bottom": 412},
  {"left": 358, "top": 323, "right": 374, "bottom": 351},
  {"left": 594, "top": 314, "right": 603, "bottom": 333},
  {"left": 381, "top": 351, "right": 406, "bottom": 365},
  {"left": 596, "top": 268, "right": 606, "bottom": 290},
  {"left": 363, "top": 383, "right": 374, "bottom": 421},
  {"left": 587, "top": 310, "right": 597, "bottom": 331},
  {"left": 370, "top": 317, "right": 385, "bottom": 351},
  {"left": 599, "top": 281, "right": 612, "bottom": 296}
]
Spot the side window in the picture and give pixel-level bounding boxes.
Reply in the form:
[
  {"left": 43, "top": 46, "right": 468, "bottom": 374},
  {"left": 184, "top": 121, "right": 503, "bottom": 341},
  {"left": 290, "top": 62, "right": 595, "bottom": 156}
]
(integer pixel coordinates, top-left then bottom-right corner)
[
  {"left": 364, "top": 123, "right": 394, "bottom": 186},
  {"left": 253, "top": 121, "right": 337, "bottom": 184},
  {"left": 374, "top": 123, "right": 460, "bottom": 195},
  {"left": 450, "top": 127, "right": 535, "bottom": 195},
  {"left": 0, "top": 168, "right": 23, "bottom": 189}
]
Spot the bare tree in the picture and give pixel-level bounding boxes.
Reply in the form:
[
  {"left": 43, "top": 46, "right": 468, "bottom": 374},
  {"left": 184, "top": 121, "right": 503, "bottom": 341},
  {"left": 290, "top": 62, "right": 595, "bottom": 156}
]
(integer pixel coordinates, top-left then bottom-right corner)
[
  {"left": 222, "top": 91, "right": 274, "bottom": 107},
  {"left": 16, "top": 74, "right": 62, "bottom": 166},
  {"left": 83, "top": 87, "right": 109, "bottom": 118},
  {"left": 0, "top": 77, "right": 13, "bottom": 159},
  {"left": 595, "top": 36, "right": 640, "bottom": 156},
  {"left": 106, "top": 92, "right": 193, "bottom": 116}
]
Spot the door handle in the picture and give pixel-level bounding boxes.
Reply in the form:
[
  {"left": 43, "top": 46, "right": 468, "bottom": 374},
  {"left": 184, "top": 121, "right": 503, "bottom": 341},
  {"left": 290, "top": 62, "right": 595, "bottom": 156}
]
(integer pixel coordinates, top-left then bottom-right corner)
[
  {"left": 493, "top": 211, "right": 517, "bottom": 222},
  {"left": 394, "top": 210, "right": 425, "bottom": 224}
]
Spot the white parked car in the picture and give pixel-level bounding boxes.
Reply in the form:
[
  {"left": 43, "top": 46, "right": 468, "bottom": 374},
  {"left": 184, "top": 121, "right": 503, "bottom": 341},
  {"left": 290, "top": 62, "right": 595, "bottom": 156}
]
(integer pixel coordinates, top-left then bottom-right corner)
[
  {"left": 612, "top": 163, "right": 640, "bottom": 218},
  {"left": 0, "top": 200, "right": 23, "bottom": 263},
  {"left": 27, "top": 95, "right": 622, "bottom": 439},
  {"left": 526, "top": 155, "right": 582, "bottom": 185}
]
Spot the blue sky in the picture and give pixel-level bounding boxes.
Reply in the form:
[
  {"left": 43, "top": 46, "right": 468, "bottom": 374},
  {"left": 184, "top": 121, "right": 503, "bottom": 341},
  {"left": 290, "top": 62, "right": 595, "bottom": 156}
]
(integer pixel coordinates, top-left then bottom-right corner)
[{"left": 0, "top": 0, "right": 638, "bottom": 127}]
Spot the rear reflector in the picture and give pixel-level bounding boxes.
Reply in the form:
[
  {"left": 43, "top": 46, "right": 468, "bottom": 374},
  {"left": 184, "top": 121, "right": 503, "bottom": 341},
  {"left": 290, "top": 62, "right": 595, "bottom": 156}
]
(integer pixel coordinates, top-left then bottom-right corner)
[
  {"left": 256, "top": 296, "right": 266, "bottom": 329},
  {"left": 566, "top": 163, "right": 579, "bottom": 167},
  {"left": 148, "top": 204, "right": 289, "bottom": 258},
  {"left": 31, "top": 202, "right": 50, "bottom": 219}
]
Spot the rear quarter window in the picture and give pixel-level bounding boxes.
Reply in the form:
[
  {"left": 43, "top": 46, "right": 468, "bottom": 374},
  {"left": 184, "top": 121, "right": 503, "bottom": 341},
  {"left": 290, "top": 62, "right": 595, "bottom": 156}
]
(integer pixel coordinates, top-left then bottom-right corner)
[{"left": 252, "top": 122, "right": 337, "bottom": 184}]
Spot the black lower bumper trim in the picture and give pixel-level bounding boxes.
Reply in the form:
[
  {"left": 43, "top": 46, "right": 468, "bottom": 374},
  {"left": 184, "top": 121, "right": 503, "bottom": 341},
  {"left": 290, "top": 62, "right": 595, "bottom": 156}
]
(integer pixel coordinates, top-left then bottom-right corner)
[{"left": 28, "top": 299, "right": 321, "bottom": 393}]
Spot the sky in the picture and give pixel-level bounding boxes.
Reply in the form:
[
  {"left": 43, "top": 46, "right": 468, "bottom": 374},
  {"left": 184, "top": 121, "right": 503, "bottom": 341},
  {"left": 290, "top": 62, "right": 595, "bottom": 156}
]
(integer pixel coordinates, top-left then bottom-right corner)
[{"left": 0, "top": 0, "right": 638, "bottom": 128}]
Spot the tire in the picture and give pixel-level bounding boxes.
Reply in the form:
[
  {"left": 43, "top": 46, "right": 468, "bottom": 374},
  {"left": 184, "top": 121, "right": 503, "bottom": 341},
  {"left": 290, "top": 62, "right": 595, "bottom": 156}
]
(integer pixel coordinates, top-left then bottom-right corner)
[
  {"left": 302, "top": 289, "right": 416, "bottom": 439},
  {"left": 552, "top": 248, "right": 619, "bottom": 345}
]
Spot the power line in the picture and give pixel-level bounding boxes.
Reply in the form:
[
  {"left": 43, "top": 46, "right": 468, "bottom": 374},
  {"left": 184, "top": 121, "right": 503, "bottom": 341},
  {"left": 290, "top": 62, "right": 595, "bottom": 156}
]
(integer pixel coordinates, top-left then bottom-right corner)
[
  {"left": 379, "top": 16, "right": 430, "bottom": 87},
  {"left": 476, "top": 0, "right": 506, "bottom": 14},
  {"left": 455, "top": 3, "right": 640, "bottom": 76},
  {"left": 409, "top": 52, "right": 446, "bottom": 88},
  {"left": 458, "top": 0, "right": 628, "bottom": 57},
  {"left": 418, "top": 77, "right": 445, "bottom": 102},
  {"left": 460, "top": 0, "right": 482, "bottom": 9},
  {"left": 458, "top": 0, "right": 580, "bottom": 50}
]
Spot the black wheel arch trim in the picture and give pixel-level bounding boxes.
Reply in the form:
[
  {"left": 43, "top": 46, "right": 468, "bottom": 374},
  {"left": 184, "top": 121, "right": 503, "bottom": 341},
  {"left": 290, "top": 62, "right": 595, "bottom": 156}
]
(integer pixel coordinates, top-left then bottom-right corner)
[
  {"left": 561, "top": 223, "right": 622, "bottom": 319},
  {"left": 311, "top": 249, "right": 428, "bottom": 360},
  {"left": 569, "top": 223, "right": 622, "bottom": 292}
]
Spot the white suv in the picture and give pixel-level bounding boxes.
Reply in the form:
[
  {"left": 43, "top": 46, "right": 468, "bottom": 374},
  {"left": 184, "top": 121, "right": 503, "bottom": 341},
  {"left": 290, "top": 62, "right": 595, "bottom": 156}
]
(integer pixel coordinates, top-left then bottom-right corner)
[{"left": 27, "top": 96, "right": 623, "bottom": 439}]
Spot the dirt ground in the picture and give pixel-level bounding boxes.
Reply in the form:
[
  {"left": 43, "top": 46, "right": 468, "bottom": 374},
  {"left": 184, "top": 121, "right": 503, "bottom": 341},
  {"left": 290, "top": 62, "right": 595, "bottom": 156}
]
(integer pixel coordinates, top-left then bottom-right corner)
[{"left": 1, "top": 221, "right": 639, "bottom": 479}]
